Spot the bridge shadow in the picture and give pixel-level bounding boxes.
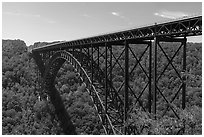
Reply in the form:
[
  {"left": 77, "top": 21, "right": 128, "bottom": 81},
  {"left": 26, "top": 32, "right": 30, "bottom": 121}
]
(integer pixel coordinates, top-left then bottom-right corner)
[{"left": 47, "top": 85, "right": 76, "bottom": 135}]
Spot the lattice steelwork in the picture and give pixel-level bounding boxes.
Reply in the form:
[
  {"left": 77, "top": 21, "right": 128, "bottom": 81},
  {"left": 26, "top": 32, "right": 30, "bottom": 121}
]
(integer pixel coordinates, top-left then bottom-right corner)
[
  {"left": 31, "top": 15, "right": 201, "bottom": 52},
  {"left": 29, "top": 15, "right": 202, "bottom": 135}
]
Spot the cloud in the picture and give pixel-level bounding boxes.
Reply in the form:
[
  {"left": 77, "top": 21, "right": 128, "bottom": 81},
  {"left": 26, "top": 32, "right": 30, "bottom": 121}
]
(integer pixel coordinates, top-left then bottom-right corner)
[
  {"left": 154, "top": 10, "right": 189, "bottom": 19},
  {"left": 111, "top": 11, "right": 134, "bottom": 26},
  {"left": 3, "top": 11, "right": 56, "bottom": 24},
  {"left": 111, "top": 11, "right": 125, "bottom": 18},
  {"left": 4, "top": 11, "right": 21, "bottom": 16},
  {"left": 82, "top": 13, "right": 91, "bottom": 18},
  {"left": 4, "top": 11, "right": 41, "bottom": 18},
  {"left": 111, "top": 12, "right": 120, "bottom": 16}
]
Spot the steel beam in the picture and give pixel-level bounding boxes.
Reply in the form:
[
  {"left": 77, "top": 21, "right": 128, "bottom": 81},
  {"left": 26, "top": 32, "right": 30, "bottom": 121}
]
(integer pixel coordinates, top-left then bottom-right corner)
[
  {"left": 182, "top": 37, "right": 187, "bottom": 109},
  {"left": 157, "top": 37, "right": 187, "bottom": 42},
  {"left": 97, "top": 46, "right": 100, "bottom": 79},
  {"left": 80, "top": 45, "right": 82, "bottom": 64},
  {"left": 148, "top": 41, "right": 152, "bottom": 113},
  {"left": 105, "top": 43, "right": 109, "bottom": 130},
  {"left": 31, "top": 16, "right": 201, "bottom": 52},
  {"left": 109, "top": 45, "right": 113, "bottom": 97},
  {"left": 153, "top": 37, "right": 157, "bottom": 120},
  {"left": 91, "top": 44, "right": 94, "bottom": 84},
  {"left": 32, "top": 51, "right": 45, "bottom": 76},
  {"left": 124, "top": 40, "right": 129, "bottom": 134}
]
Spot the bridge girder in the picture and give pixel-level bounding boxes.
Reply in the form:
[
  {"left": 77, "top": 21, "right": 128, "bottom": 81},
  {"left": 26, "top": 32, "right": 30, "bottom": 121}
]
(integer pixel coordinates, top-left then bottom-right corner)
[{"left": 31, "top": 15, "right": 201, "bottom": 52}]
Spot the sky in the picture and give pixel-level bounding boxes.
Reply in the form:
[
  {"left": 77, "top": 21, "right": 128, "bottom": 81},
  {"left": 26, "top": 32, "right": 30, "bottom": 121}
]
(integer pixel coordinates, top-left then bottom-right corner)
[{"left": 2, "top": 2, "right": 202, "bottom": 46}]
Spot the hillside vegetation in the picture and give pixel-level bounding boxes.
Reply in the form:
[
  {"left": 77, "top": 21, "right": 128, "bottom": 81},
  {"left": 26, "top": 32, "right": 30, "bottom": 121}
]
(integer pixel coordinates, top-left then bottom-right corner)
[{"left": 2, "top": 39, "right": 202, "bottom": 134}]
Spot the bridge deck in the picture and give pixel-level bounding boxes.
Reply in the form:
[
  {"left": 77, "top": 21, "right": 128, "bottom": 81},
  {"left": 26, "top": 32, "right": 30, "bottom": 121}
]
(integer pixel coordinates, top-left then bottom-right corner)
[{"left": 31, "top": 15, "right": 201, "bottom": 52}]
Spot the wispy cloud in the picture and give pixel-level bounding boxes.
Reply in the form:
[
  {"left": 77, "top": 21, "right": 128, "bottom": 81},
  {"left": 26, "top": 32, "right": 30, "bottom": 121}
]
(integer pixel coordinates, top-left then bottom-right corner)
[
  {"left": 154, "top": 10, "right": 189, "bottom": 19},
  {"left": 82, "top": 13, "right": 91, "bottom": 18},
  {"left": 3, "top": 11, "right": 56, "bottom": 24},
  {"left": 111, "top": 11, "right": 133, "bottom": 25},
  {"left": 4, "top": 11, "right": 41, "bottom": 18},
  {"left": 111, "top": 12, "right": 120, "bottom": 16},
  {"left": 111, "top": 11, "right": 125, "bottom": 18}
]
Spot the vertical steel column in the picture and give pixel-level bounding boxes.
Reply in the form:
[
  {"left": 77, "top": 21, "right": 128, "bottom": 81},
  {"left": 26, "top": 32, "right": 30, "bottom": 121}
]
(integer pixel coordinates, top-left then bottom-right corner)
[
  {"left": 80, "top": 45, "right": 82, "bottom": 65},
  {"left": 72, "top": 47, "right": 75, "bottom": 53},
  {"left": 105, "top": 43, "right": 108, "bottom": 114},
  {"left": 91, "top": 44, "right": 94, "bottom": 84},
  {"left": 87, "top": 47, "right": 90, "bottom": 67},
  {"left": 72, "top": 48, "right": 75, "bottom": 68},
  {"left": 105, "top": 43, "right": 108, "bottom": 129},
  {"left": 47, "top": 51, "right": 50, "bottom": 59},
  {"left": 153, "top": 37, "right": 157, "bottom": 119},
  {"left": 38, "top": 68, "right": 42, "bottom": 90},
  {"left": 108, "top": 45, "right": 112, "bottom": 130},
  {"left": 124, "top": 40, "right": 129, "bottom": 134},
  {"left": 97, "top": 46, "right": 100, "bottom": 65},
  {"left": 97, "top": 46, "right": 100, "bottom": 79},
  {"left": 41, "top": 53, "right": 44, "bottom": 63},
  {"left": 36, "top": 67, "right": 39, "bottom": 96},
  {"left": 148, "top": 41, "right": 152, "bottom": 113},
  {"left": 182, "top": 37, "right": 187, "bottom": 109},
  {"left": 109, "top": 45, "right": 112, "bottom": 94}
]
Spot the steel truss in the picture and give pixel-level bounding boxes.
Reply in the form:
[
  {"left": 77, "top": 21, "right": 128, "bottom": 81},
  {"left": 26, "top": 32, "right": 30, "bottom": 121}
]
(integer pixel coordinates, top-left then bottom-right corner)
[
  {"left": 31, "top": 35, "right": 188, "bottom": 134},
  {"left": 31, "top": 15, "right": 201, "bottom": 52},
  {"left": 30, "top": 15, "right": 201, "bottom": 135}
]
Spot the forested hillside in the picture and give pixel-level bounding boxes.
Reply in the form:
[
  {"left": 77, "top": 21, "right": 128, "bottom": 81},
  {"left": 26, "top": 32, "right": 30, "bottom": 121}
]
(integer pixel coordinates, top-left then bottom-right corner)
[
  {"left": 2, "top": 39, "right": 202, "bottom": 134},
  {"left": 2, "top": 40, "right": 63, "bottom": 134}
]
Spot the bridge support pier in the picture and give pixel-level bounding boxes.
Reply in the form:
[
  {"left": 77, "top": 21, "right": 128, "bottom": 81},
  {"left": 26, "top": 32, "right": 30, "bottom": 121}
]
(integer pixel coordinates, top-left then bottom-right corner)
[
  {"left": 105, "top": 43, "right": 109, "bottom": 129},
  {"left": 153, "top": 37, "right": 157, "bottom": 120},
  {"left": 182, "top": 37, "right": 187, "bottom": 110},
  {"left": 148, "top": 41, "right": 152, "bottom": 114},
  {"left": 124, "top": 40, "right": 129, "bottom": 134},
  {"left": 152, "top": 36, "right": 187, "bottom": 120}
]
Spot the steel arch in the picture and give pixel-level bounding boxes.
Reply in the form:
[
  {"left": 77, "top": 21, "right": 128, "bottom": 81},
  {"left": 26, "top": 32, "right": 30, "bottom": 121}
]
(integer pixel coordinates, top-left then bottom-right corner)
[
  {"left": 42, "top": 50, "right": 122, "bottom": 134},
  {"left": 70, "top": 50, "right": 125, "bottom": 132}
]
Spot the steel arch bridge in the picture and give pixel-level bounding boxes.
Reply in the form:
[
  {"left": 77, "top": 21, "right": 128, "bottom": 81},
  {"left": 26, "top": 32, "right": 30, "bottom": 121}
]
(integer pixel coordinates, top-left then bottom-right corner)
[{"left": 29, "top": 15, "right": 202, "bottom": 135}]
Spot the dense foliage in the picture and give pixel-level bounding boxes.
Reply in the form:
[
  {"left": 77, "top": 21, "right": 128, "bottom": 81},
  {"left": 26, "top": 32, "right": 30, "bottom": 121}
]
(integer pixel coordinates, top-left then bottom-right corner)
[
  {"left": 2, "top": 40, "right": 63, "bottom": 134},
  {"left": 2, "top": 39, "right": 202, "bottom": 134}
]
